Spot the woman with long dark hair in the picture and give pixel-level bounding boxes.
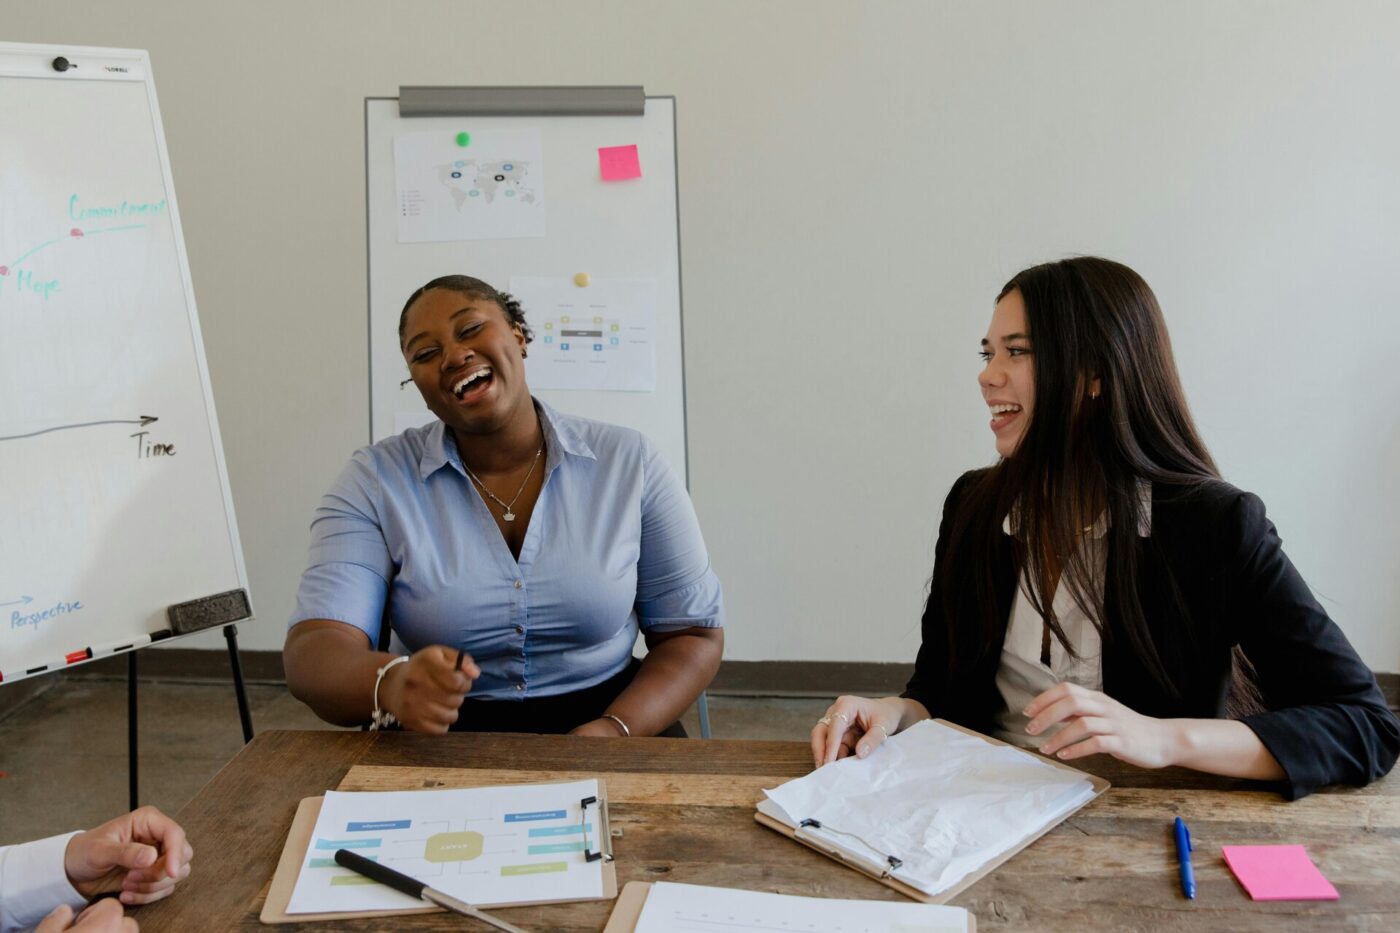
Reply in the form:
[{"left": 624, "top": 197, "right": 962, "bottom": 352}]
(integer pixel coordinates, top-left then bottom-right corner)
[{"left": 812, "top": 257, "right": 1397, "bottom": 799}]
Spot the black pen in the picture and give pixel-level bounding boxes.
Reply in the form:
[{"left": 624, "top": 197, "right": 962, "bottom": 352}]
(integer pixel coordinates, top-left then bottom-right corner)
[
  {"left": 333, "top": 848, "right": 528, "bottom": 932},
  {"left": 455, "top": 648, "right": 466, "bottom": 672}
]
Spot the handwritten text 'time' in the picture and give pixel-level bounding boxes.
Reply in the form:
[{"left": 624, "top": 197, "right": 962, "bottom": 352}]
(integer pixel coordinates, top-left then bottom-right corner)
[
  {"left": 130, "top": 430, "right": 175, "bottom": 459},
  {"left": 11, "top": 599, "right": 83, "bottom": 631}
]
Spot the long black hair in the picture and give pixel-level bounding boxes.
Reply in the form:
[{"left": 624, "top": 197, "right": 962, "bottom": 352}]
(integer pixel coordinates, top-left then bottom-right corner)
[{"left": 940, "top": 257, "right": 1228, "bottom": 701}]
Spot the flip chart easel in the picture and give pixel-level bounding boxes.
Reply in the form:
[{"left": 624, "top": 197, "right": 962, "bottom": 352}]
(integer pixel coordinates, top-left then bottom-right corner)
[{"left": 0, "top": 42, "right": 256, "bottom": 807}]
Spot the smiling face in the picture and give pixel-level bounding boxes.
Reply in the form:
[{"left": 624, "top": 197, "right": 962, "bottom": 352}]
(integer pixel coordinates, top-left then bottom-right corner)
[
  {"left": 400, "top": 288, "right": 530, "bottom": 434},
  {"left": 979, "top": 288, "right": 1035, "bottom": 458}
]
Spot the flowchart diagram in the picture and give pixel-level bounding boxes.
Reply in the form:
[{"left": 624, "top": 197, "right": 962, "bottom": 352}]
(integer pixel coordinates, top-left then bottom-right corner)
[{"left": 287, "top": 781, "right": 609, "bottom": 913}]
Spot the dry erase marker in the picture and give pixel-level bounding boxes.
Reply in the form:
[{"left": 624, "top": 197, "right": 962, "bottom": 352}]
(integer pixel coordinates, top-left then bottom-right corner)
[
  {"left": 333, "top": 849, "right": 527, "bottom": 932},
  {"left": 90, "top": 634, "right": 153, "bottom": 657}
]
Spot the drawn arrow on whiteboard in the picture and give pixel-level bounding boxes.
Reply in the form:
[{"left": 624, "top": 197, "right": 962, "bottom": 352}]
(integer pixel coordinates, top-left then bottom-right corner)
[
  {"left": 1, "top": 596, "right": 34, "bottom": 609},
  {"left": 0, "top": 415, "right": 158, "bottom": 443}
]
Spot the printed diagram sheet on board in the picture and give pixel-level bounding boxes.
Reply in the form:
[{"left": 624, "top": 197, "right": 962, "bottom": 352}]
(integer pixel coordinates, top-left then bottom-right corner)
[
  {"left": 511, "top": 275, "right": 657, "bottom": 391},
  {"left": 286, "top": 780, "right": 607, "bottom": 913},
  {"left": 393, "top": 127, "right": 545, "bottom": 242}
]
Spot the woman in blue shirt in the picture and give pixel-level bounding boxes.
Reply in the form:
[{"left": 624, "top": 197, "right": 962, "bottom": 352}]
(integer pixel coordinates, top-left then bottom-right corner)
[{"left": 283, "top": 275, "right": 724, "bottom": 736}]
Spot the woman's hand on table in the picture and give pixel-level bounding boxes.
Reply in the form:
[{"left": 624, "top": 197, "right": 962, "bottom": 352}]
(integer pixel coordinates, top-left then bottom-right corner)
[
  {"left": 811, "top": 695, "right": 920, "bottom": 768},
  {"left": 382, "top": 646, "right": 480, "bottom": 734},
  {"left": 1027, "top": 682, "right": 1179, "bottom": 768},
  {"left": 1024, "top": 681, "right": 1286, "bottom": 780}
]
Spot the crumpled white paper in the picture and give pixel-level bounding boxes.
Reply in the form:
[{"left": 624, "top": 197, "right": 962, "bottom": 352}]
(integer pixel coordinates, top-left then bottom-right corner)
[{"left": 764, "top": 720, "right": 1095, "bottom": 895}]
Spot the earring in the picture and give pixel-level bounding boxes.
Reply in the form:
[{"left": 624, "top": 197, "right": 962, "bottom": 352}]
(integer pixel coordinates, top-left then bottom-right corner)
[
  {"left": 522, "top": 348, "right": 528, "bottom": 359},
  {"left": 1090, "top": 390, "right": 1100, "bottom": 400}
]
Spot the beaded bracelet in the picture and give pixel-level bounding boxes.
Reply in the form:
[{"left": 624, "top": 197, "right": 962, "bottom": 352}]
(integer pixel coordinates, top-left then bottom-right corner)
[{"left": 370, "top": 656, "right": 410, "bottom": 731}]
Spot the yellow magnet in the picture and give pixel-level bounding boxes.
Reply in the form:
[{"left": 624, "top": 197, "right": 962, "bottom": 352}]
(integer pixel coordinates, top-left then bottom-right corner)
[{"left": 573, "top": 272, "right": 590, "bottom": 287}]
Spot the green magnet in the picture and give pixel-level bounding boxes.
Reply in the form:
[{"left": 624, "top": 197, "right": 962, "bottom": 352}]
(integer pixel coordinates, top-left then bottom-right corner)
[{"left": 456, "top": 132, "right": 471, "bottom": 147}]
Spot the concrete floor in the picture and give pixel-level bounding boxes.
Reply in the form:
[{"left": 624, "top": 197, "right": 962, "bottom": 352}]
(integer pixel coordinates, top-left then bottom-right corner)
[{"left": 0, "top": 677, "right": 826, "bottom": 845}]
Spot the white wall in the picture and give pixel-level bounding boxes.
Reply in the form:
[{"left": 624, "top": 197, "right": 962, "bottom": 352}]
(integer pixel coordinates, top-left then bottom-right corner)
[{"left": 9, "top": 1, "right": 1399, "bottom": 672}]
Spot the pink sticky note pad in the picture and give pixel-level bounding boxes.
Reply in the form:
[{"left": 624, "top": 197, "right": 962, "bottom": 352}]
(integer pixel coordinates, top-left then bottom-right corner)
[
  {"left": 598, "top": 144, "right": 641, "bottom": 181},
  {"left": 1221, "top": 845, "right": 1339, "bottom": 901}
]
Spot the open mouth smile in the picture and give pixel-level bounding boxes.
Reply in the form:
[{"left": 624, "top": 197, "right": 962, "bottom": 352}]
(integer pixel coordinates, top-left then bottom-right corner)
[
  {"left": 988, "top": 402, "right": 1022, "bottom": 432},
  {"left": 451, "top": 366, "right": 494, "bottom": 404}
]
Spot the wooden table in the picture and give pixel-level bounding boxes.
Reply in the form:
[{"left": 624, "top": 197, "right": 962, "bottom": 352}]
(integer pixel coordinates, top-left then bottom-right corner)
[{"left": 135, "top": 730, "right": 1399, "bottom": 931}]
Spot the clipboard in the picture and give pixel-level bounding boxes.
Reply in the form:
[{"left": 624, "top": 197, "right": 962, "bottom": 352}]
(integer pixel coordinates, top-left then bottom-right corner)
[
  {"left": 260, "top": 782, "right": 618, "bottom": 924},
  {"left": 754, "top": 719, "right": 1110, "bottom": 904},
  {"left": 602, "top": 881, "right": 977, "bottom": 932}
]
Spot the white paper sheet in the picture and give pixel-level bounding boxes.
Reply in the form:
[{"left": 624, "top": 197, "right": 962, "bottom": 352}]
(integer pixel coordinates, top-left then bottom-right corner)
[
  {"left": 763, "top": 720, "right": 1095, "bottom": 897},
  {"left": 511, "top": 275, "right": 656, "bottom": 391},
  {"left": 286, "top": 780, "right": 606, "bottom": 914},
  {"left": 634, "top": 881, "right": 969, "bottom": 933},
  {"left": 394, "top": 128, "right": 545, "bottom": 242}
]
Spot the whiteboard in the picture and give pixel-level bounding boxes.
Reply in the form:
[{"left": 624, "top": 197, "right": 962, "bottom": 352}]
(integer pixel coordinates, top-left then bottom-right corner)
[
  {"left": 365, "top": 95, "right": 687, "bottom": 484},
  {"left": 0, "top": 43, "right": 249, "bottom": 683}
]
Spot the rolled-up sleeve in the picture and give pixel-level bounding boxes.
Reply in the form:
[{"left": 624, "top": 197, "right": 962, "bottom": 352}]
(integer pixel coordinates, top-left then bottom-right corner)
[
  {"left": 634, "top": 440, "right": 724, "bottom": 632},
  {"left": 289, "top": 450, "right": 394, "bottom": 643}
]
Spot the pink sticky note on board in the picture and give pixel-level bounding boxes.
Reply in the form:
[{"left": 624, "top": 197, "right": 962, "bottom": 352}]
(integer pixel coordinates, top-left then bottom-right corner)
[
  {"left": 598, "top": 144, "right": 641, "bottom": 181},
  {"left": 1221, "top": 845, "right": 1339, "bottom": 901}
]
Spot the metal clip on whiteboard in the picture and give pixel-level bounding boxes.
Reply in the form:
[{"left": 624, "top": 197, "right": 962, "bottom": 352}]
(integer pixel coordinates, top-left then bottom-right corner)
[
  {"left": 398, "top": 85, "right": 645, "bottom": 117},
  {"left": 580, "top": 794, "right": 614, "bottom": 863}
]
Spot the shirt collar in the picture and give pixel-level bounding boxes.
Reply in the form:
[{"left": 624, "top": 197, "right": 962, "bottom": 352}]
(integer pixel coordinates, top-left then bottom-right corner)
[
  {"left": 417, "top": 397, "right": 596, "bottom": 480},
  {"left": 536, "top": 398, "right": 596, "bottom": 475},
  {"left": 1002, "top": 479, "right": 1153, "bottom": 539}
]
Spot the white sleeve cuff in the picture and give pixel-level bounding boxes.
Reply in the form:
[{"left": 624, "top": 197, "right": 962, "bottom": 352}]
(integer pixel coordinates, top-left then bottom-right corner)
[{"left": 0, "top": 832, "right": 88, "bottom": 933}]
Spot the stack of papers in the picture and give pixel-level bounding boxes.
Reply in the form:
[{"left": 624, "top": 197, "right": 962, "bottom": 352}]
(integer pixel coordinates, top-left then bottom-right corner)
[
  {"left": 760, "top": 720, "right": 1099, "bottom": 899},
  {"left": 633, "top": 881, "right": 971, "bottom": 932}
]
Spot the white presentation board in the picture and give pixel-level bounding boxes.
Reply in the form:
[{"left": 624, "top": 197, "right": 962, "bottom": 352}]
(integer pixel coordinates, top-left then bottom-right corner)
[
  {"left": 365, "top": 94, "right": 687, "bottom": 484},
  {"left": 0, "top": 43, "right": 249, "bottom": 683}
]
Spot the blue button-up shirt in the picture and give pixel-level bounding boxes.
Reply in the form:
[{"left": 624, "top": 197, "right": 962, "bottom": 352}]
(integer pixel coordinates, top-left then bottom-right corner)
[{"left": 289, "top": 400, "right": 723, "bottom": 699}]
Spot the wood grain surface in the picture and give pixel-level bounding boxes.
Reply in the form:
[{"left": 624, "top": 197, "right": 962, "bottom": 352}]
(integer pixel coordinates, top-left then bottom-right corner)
[{"left": 133, "top": 730, "right": 1400, "bottom": 932}]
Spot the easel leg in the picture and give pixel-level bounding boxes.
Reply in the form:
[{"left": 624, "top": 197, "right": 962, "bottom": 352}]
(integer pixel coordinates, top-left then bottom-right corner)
[
  {"left": 225, "top": 624, "right": 254, "bottom": 744},
  {"left": 128, "top": 652, "right": 138, "bottom": 810}
]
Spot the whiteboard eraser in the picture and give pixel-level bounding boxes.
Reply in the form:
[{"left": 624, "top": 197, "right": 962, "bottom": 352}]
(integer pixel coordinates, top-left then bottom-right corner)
[{"left": 167, "top": 588, "right": 252, "bottom": 634}]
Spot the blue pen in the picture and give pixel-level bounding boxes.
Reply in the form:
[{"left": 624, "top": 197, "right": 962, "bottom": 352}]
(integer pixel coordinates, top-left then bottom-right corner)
[{"left": 1174, "top": 816, "right": 1196, "bottom": 899}]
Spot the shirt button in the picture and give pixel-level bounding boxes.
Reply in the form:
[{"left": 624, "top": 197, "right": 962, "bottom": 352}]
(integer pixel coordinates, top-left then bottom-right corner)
[
  {"left": 515, "top": 624, "right": 524, "bottom": 634},
  {"left": 514, "top": 579, "right": 523, "bottom": 589},
  {"left": 515, "top": 683, "right": 524, "bottom": 692}
]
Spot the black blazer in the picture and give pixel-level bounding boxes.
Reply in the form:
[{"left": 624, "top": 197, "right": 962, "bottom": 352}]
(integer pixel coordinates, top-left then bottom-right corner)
[{"left": 903, "top": 470, "right": 1399, "bottom": 800}]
